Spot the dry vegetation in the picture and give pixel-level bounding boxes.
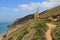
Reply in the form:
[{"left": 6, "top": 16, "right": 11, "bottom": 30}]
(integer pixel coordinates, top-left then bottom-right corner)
[{"left": 2, "top": 6, "right": 60, "bottom": 40}]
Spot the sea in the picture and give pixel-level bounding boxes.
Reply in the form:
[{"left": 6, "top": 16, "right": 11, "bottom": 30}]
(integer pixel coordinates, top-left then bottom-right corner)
[{"left": 0, "top": 22, "right": 10, "bottom": 36}]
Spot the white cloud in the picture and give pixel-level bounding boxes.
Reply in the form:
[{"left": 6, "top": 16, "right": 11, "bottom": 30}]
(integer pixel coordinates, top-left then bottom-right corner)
[
  {"left": 12, "top": 8, "right": 20, "bottom": 11},
  {"left": 18, "top": 2, "right": 41, "bottom": 10},
  {"left": 40, "top": 1, "right": 55, "bottom": 8},
  {"left": 18, "top": 0, "right": 60, "bottom": 10},
  {"left": 2, "top": 0, "right": 60, "bottom": 11},
  {"left": 2, "top": 7, "right": 20, "bottom": 12},
  {"left": 50, "top": 0, "right": 60, "bottom": 5},
  {"left": 18, "top": 4, "right": 29, "bottom": 9}
]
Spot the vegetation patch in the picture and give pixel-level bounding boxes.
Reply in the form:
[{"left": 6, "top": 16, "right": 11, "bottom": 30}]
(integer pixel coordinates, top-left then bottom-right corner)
[
  {"left": 31, "top": 21, "right": 48, "bottom": 40},
  {"left": 16, "top": 27, "right": 29, "bottom": 40},
  {"left": 52, "top": 25, "right": 60, "bottom": 40}
]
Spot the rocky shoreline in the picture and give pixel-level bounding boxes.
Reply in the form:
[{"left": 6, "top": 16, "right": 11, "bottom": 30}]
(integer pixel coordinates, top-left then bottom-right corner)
[{"left": 0, "top": 32, "right": 7, "bottom": 40}]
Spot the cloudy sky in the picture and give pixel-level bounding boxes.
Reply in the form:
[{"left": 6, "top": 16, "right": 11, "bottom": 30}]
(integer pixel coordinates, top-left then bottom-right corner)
[{"left": 0, "top": 0, "right": 60, "bottom": 22}]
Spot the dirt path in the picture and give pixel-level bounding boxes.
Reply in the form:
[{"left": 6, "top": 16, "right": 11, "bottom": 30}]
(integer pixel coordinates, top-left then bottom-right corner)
[{"left": 45, "top": 23, "right": 57, "bottom": 40}]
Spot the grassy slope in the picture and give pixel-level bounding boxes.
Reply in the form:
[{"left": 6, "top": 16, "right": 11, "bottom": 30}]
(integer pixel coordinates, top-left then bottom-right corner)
[
  {"left": 39, "top": 6, "right": 60, "bottom": 18},
  {"left": 9, "top": 6, "right": 60, "bottom": 28},
  {"left": 52, "top": 25, "right": 60, "bottom": 40},
  {"left": 3, "top": 6, "right": 60, "bottom": 40},
  {"left": 4, "top": 21, "right": 48, "bottom": 40}
]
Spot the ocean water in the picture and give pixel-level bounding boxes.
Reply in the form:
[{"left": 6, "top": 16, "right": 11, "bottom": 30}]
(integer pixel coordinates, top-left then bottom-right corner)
[{"left": 0, "top": 22, "right": 10, "bottom": 36}]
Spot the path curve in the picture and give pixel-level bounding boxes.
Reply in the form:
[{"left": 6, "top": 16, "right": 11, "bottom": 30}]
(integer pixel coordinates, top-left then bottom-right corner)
[{"left": 45, "top": 23, "right": 57, "bottom": 40}]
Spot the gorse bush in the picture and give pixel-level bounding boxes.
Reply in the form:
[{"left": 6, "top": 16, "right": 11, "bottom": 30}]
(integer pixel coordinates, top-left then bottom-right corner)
[
  {"left": 34, "top": 21, "right": 48, "bottom": 34},
  {"left": 16, "top": 21, "right": 48, "bottom": 40},
  {"left": 52, "top": 25, "right": 60, "bottom": 40},
  {"left": 45, "top": 19, "right": 52, "bottom": 23},
  {"left": 31, "top": 21, "right": 48, "bottom": 40},
  {"left": 32, "top": 32, "right": 46, "bottom": 40},
  {"left": 3, "top": 21, "right": 48, "bottom": 40},
  {"left": 17, "top": 28, "right": 29, "bottom": 40},
  {"left": 17, "top": 30, "right": 29, "bottom": 40}
]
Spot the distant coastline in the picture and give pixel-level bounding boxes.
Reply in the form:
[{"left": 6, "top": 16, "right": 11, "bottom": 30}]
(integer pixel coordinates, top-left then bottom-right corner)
[
  {"left": 0, "top": 32, "right": 7, "bottom": 40},
  {"left": 0, "top": 22, "right": 11, "bottom": 36}
]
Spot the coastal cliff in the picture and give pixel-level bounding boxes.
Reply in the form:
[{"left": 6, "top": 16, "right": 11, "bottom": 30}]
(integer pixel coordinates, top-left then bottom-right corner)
[{"left": 2, "top": 6, "right": 60, "bottom": 40}]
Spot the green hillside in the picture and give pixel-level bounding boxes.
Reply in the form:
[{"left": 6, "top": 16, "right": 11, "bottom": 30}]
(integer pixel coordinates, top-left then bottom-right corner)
[
  {"left": 52, "top": 25, "right": 60, "bottom": 40},
  {"left": 9, "top": 6, "right": 60, "bottom": 28},
  {"left": 2, "top": 6, "right": 60, "bottom": 40},
  {"left": 39, "top": 6, "right": 60, "bottom": 18},
  {"left": 3, "top": 21, "right": 48, "bottom": 40}
]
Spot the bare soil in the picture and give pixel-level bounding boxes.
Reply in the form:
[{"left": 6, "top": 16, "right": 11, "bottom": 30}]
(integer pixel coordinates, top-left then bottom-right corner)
[{"left": 45, "top": 23, "right": 57, "bottom": 40}]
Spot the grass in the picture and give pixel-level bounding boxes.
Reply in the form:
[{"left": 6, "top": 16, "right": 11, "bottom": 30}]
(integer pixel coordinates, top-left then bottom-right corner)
[
  {"left": 32, "top": 32, "right": 46, "bottom": 40},
  {"left": 30, "top": 21, "right": 48, "bottom": 40},
  {"left": 17, "top": 28, "right": 29, "bottom": 40},
  {"left": 52, "top": 25, "right": 60, "bottom": 40},
  {"left": 3, "top": 6, "right": 60, "bottom": 40},
  {"left": 45, "top": 19, "right": 58, "bottom": 25},
  {"left": 40, "top": 6, "right": 60, "bottom": 18},
  {"left": 16, "top": 21, "right": 48, "bottom": 40}
]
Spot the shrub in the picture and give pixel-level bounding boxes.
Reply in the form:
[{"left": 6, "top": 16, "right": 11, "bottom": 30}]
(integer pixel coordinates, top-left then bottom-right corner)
[
  {"left": 33, "top": 21, "right": 48, "bottom": 34},
  {"left": 31, "top": 21, "right": 48, "bottom": 40},
  {"left": 52, "top": 25, "right": 60, "bottom": 40}
]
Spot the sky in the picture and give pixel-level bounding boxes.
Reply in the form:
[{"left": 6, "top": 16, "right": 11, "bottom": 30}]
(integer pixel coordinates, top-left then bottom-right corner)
[{"left": 0, "top": 0, "right": 60, "bottom": 22}]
